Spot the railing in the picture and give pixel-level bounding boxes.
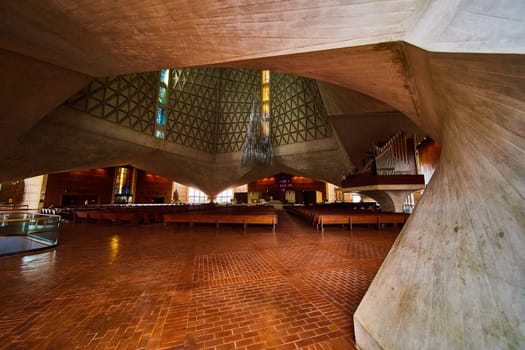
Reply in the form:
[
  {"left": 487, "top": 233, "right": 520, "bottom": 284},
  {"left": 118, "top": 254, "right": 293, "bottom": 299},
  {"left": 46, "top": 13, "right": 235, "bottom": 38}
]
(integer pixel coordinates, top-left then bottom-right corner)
[
  {"left": 0, "top": 212, "right": 60, "bottom": 256},
  {"left": 341, "top": 174, "right": 425, "bottom": 188},
  {"left": 0, "top": 204, "right": 29, "bottom": 211}
]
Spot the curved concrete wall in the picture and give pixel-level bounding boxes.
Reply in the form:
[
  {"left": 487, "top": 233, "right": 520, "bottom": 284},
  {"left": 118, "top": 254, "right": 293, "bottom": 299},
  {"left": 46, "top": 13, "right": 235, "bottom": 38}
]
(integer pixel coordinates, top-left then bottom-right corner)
[
  {"left": 354, "top": 48, "right": 525, "bottom": 349},
  {"left": 405, "top": 0, "right": 525, "bottom": 54}
]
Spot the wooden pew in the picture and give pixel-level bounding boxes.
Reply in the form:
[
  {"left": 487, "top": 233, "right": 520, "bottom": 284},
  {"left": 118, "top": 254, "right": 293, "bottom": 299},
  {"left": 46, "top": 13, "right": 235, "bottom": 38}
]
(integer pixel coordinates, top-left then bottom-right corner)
[
  {"left": 189, "top": 214, "right": 217, "bottom": 226},
  {"left": 116, "top": 212, "right": 138, "bottom": 225},
  {"left": 216, "top": 215, "right": 245, "bottom": 228},
  {"left": 379, "top": 213, "right": 409, "bottom": 228},
  {"left": 349, "top": 214, "right": 379, "bottom": 230},
  {"left": 319, "top": 214, "right": 350, "bottom": 233},
  {"left": 163, "top": 214, "right": 192, "bottom": 228},
  {"left": 164, "top": 211, "right": 277, "bottom": 233},
  {"left": 244, "top": 214, "right": 278, "bottom": 234},
  {"left": 87, "top": 211, "right": 103, "bottom": 223},
  {"left": 73, "top": 211, "right": 88, "bottom": 224},
  {"left": 101, "top": 211, "right": 117, "bottom": 223}
]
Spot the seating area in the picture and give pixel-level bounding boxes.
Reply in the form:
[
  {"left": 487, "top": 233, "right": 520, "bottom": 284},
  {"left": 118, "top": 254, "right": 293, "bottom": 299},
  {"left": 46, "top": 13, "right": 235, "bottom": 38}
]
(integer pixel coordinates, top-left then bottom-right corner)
[
  {"left": 164, "top": 206, "right": 278, "bottom": 233},
  {"left": 69, "top": 204, "right": 179, "bottom": 224},
  {"left": 286, "top": 205, "right": 409, "bottom": 233},
  {"left": 60, "top": 204, "right": 278, "bottom": 233},
  {"left": 49, "top": 203, "right": 409, "bottom": 235}
]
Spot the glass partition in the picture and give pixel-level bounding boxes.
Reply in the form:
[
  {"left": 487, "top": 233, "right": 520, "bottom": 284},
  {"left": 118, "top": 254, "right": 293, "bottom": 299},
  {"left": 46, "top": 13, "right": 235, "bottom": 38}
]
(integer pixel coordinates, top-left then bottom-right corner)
[{"left": 0, "top": 212, "right": 60, "bottom": 256}]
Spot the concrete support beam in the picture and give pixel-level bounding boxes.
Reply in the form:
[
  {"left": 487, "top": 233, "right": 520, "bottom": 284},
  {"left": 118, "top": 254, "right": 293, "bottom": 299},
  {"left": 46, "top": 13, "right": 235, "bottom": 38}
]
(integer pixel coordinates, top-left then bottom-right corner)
[{"left": 0, "top": 49, "right": 91, "bottom": 157}]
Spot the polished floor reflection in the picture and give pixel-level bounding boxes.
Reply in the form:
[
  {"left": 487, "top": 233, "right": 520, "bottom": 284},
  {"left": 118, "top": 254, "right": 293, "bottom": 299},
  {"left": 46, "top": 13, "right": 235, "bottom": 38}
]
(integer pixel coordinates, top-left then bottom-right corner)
[
  {"left": 0, "top": 210, "right": 399, "bottom": 349},
  {"left": 0, "top": 236, "right": 50, "bottom": 256}
]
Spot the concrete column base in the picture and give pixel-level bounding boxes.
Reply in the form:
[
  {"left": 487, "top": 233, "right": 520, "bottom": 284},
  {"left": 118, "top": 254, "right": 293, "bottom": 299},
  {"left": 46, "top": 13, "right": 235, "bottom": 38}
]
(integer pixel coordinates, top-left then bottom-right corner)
[{"left": 354, "top": 318, "right": 384, "bottom": 350}]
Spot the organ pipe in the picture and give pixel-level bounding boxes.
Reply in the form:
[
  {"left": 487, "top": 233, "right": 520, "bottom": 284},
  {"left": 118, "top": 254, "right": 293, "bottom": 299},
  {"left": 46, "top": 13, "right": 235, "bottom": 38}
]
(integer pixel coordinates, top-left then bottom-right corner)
[{"left": 373, "top": 130, "right": 413, "bottom": 175}]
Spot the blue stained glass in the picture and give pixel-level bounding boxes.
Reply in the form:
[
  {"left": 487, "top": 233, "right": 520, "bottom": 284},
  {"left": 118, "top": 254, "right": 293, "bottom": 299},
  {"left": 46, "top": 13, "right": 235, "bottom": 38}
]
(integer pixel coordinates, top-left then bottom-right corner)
[
  {"left": 158, "top": 86, "right": 168, "bottom": 104},
  {"left": 156, "top": 107, "right": 166, "bottom": 126},
  {"left": 160, "top": 69, "right": 170, "bottom": 86},
  {"left": 155, "top": 129, "right": 165, "bottom": 139}
]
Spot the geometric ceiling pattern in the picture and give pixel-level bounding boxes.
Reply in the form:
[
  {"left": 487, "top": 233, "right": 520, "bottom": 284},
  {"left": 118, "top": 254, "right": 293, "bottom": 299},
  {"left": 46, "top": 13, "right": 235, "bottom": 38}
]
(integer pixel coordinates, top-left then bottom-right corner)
[
  {"left": 216, "top": 69, "right": 260, "bottom": 153},
  {"left": 167, "top": 68, "right": 260, "bottom": 153},
  {"left": 66, "top": 68, "right": 332, "bottom": 154},
  {"left": 167, "top": 68, "right": 222, "bottom": 153},
  {"left": 271, "top": 72, "right": 332, "bottom": 145},
  {"left": 66, "top": 72, "right": 159, "bottom": 136}
]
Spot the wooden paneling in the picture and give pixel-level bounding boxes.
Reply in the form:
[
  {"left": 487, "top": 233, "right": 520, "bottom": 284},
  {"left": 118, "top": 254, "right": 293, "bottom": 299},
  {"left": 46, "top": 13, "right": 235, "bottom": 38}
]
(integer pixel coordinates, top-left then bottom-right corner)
[
  {"left": 248, "top": 173, "right": 326, "bottom": 202},
  {"left": 134, "top": 170, "right": 172, "bottom": 204},
  {"left": 44, "top": 168, "right": 114, "bottom": 207},
  {"left": 417, "top": 138, "right": 442, "bottom": 184}
]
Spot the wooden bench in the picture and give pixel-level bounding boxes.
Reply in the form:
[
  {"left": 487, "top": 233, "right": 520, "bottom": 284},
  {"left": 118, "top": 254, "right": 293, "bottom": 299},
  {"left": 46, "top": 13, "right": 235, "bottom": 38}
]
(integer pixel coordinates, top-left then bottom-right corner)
[
  {"left": 349, "top": 214, "right": 379, "bottom": 230},
  {"left": 318, "top": 214, "right": 350, "bottom": 233},
  {"left": 163, "top": 214, "right": 193, "bottom": 227},
  {"left": 216, "top": 215, "right": 245, "bottom": 227},
  {"left": 116, "top": 212, "right": 138, "bottom": 225},
  {"left": 163, "top": 213, "right": 218, "bottom": 228},
  {"left": 73, "top": 211, "right": 88, "bottom": 223},
  {"left": 189, "top": 214, "right": 217, "bottom": 225},
  {"left": 100, "top": 211, "right": 118, "bottom": 224},
  {"left": 164, "top": 213, "right": 277, "bottom": 233},
  {"left": 244, "top": 214, "right": 278, "bottom": 233},
  {"left": 379, "top": 213, "right": 409, "bottom": 228},
  {"left": 87, "top": 211, "right": 103, "bottom": 223},
  {"left": 139, "top": 210, "right": 154, "bottom": 224}
]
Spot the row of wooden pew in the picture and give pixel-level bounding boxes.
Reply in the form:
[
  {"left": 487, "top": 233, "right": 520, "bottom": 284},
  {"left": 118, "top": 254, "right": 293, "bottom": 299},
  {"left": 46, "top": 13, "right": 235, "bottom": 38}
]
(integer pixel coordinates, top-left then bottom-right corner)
[
  {"left": 73, "top": 210, "right": 143, "bottom": 225},
  {"left": 70, "top": 205, "right": 278, "bottom": 233},
  {"left": 286, "top": 206, "right": 409, "bottom": 233},
  {"left": 72, "top": 204, "right": 215, "bottom": 224},
  {"left": 164, "top": 207, "right": 278, "bottom": 233}
]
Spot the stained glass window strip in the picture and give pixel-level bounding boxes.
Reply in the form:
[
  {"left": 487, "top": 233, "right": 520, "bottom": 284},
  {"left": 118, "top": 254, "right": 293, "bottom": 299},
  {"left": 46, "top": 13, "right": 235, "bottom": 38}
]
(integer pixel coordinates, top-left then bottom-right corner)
[
  {"left": 261, "top": 70, "right": 271, "bottom": 140},
  {"left": 155, "top": 69, "right": 170, "bottom": 139},
  {"left": 158, "top": 86, "right": 168, "bottom": 105},
  {"left": 156, "top": 107, "right": 166, "bottom": 126},
  {"left": 160, "top": 69, "right": 170, "bottom": 86}
]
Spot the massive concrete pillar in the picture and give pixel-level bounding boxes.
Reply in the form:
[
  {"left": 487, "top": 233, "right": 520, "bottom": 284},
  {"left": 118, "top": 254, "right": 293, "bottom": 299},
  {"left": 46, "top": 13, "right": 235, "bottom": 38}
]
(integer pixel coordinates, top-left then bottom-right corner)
[{"left": 354, "top": 50, "right": 525, "bottom": 349}]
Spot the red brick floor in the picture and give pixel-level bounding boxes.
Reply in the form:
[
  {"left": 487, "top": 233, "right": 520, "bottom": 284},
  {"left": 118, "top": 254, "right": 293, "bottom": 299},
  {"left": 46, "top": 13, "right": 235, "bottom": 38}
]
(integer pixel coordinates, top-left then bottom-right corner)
[{"left": 0, "top": 210, "right": 400, "bottom": 349}]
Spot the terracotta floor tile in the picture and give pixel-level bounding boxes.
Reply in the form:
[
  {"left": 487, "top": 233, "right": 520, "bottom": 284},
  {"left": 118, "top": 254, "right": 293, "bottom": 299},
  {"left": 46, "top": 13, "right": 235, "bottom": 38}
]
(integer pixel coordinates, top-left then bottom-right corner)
[{"left": 0, "top": 210, "right": 400, "bottom": 349}]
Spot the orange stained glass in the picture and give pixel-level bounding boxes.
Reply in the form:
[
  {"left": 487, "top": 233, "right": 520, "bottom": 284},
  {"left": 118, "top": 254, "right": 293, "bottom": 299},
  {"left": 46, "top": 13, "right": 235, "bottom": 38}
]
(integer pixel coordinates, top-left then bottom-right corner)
[
  {"left": 262, "top": 85, "right": 270, "bottom": 102},
  {"left": 116, "top": 167, "right": 128, "bottom": 194},
  {"left": 262, "top": 70, "right": 270, "bottom": 84}
]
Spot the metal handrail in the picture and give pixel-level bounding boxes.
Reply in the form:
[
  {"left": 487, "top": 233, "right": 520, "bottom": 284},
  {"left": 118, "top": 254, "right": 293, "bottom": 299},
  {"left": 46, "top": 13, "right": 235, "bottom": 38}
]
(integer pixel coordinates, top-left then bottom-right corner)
[
  {"left": 0, "top": 212, "right": 60, "bottom": 256},
  {"left": 0, "top": 216, "right": 59, "bottom": 223}
]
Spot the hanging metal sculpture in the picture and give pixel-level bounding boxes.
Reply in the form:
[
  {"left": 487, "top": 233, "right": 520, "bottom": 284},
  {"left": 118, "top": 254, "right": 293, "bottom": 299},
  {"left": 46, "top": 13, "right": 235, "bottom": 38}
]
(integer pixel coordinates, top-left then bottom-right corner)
[{"left": 242, "top": 98, "right": 272, "bottom": 165}]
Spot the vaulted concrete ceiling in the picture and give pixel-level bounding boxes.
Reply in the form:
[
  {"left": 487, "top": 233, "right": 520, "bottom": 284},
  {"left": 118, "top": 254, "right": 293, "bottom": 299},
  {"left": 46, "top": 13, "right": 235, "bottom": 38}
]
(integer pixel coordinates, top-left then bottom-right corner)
[
  {"left": 0, "top": 1, "right": 522, "bottom": 194},
  {"left": 0, "top": 0, "right": 523, "bottom": 192},
  {"left": 0, "top": 1, "right": 524, "bottom": 349}
]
